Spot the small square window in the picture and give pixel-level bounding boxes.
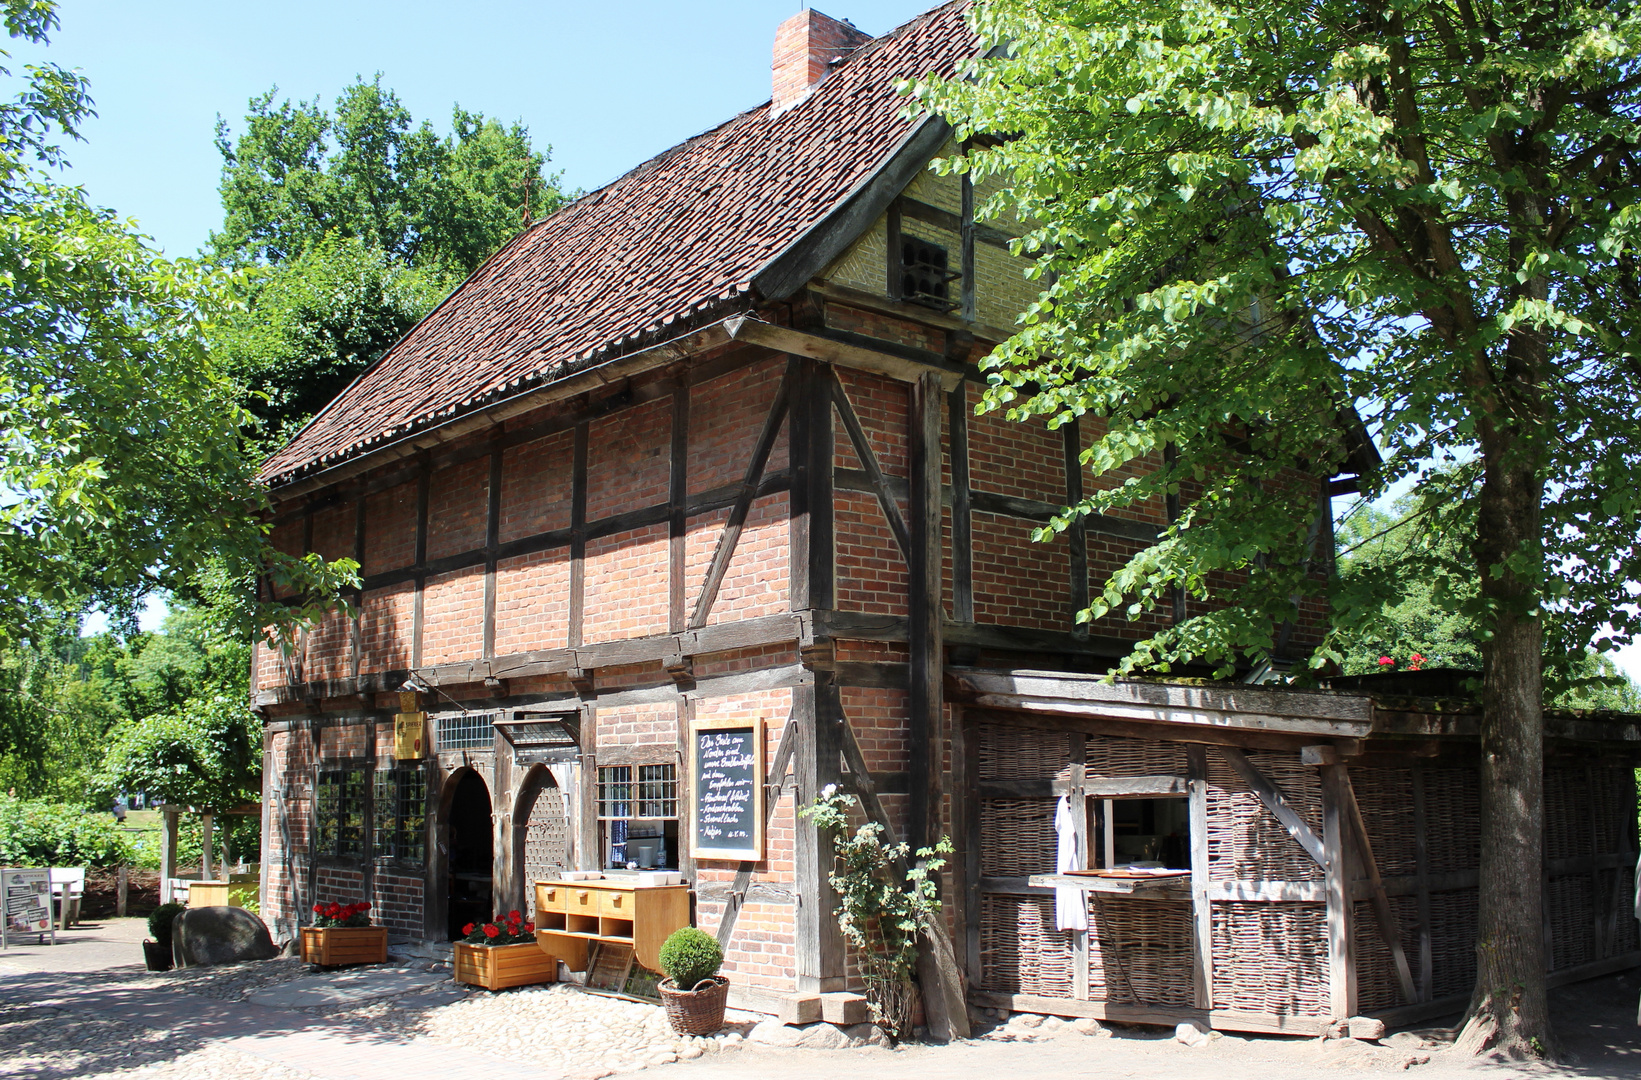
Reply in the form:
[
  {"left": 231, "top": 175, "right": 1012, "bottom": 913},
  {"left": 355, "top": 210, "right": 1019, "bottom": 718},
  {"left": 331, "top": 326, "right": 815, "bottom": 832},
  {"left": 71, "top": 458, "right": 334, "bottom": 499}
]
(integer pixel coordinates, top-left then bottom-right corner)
[{"left": 900, "top": 236, "right": 959, "bottom": 311}]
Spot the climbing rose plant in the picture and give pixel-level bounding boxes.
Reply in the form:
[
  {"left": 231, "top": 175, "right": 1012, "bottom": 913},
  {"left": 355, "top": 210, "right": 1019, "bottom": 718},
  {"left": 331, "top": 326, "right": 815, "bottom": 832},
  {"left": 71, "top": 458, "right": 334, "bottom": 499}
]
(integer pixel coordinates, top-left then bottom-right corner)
[{"left": 800, "top": 786, "right": 951, "bottom": 1042}]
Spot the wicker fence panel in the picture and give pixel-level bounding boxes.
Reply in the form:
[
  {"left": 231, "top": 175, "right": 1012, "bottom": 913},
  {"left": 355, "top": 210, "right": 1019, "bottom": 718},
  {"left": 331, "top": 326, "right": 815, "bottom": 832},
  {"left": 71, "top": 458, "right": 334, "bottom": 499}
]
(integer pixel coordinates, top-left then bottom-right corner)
[
  {"left": 1351, "top": 895, "right": 1419, "bottom": 1012},
  {"left": 1085, "top": 735, "right": 1189, "bottom": 779},
  {"left": 1207, "top": 751, "right": 1325, "bottom": 882},
  {"left": 1422, "top": 769, "right": 1480, "bottom": 874},
  {"left": 1590, "top": 766, "right": 1637, "bottom": 857},
  {"left": 1545, "top": 765, "right": 1595, "bottom": 862},
  {"left": 977, "top": 723, "right": 1074, "bottom": 781},
  {"left": 979, "top": 893, "right": 1075, "bottom": 997},
  {"left": 1209, "top": 901, "right": 1328, "bottom": 1016},
  {"left": 1087, "top": 897, "right": 1194, "bottom": 1007},
  {"left": 1603, "top": 865, "right": 1641, "bottom": 957},
  {"left": 1548, "top": 874, "right": 1596, "bottom": 971},
  {"left": 979, "top": 798, "right": 1058, "bottom": 878},
  {"left": 1428, "top": 889, "right": 1480, "bottom": 999},
  {"left": 1351, "top": 768, "right": 1417, "bottom": 877}
]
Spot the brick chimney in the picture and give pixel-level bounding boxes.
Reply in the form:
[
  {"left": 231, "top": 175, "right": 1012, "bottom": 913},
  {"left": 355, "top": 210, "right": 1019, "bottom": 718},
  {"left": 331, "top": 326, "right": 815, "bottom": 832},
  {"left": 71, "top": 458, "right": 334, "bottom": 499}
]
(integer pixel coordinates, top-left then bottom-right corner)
[{"left": 771, "top": 8, "right": 872, "bottom": 115}]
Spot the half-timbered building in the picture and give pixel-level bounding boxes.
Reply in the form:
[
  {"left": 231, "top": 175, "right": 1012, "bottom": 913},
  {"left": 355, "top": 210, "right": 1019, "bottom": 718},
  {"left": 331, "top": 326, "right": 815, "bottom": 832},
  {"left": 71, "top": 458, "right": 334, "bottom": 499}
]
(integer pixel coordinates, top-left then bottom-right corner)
[{"left": 253, "top": 2, "right": 1640, "bottom": 1032}]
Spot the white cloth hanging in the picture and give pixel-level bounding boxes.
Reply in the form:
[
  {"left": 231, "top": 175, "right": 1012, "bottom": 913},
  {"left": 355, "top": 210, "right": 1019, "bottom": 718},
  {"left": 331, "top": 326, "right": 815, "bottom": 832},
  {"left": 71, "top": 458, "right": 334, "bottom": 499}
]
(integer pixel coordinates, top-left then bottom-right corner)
[{"left": 1053, "top": 795, "right": 1088, "bottom": 931}]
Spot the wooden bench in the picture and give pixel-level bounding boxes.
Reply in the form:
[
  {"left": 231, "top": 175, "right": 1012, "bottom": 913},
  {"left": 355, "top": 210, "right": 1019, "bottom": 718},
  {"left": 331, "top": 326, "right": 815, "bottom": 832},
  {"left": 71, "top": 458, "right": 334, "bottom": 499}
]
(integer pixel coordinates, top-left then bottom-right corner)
[{"left": 49, "top": 867, "right": 85, "bottom": 930}]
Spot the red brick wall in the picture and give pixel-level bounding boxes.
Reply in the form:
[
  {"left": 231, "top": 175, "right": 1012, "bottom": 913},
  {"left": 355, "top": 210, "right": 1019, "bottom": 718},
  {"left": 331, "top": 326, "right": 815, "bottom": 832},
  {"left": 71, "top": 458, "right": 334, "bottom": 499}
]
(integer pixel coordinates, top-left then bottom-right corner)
[
  {"left": 583, "top": 523, "right": 669, "bottom": 644},
  {"left": 689, "top": 359, "right": 789, "bottom": 494},
  {"left": 972, "top": 510, "right": 1074, "bottom": 631},
  {"left": 359, "top": 583, "right": 414, "bottom": 674},
  {"left": 966, "top": 383, "right": 1067, "bottom": 505},
  {"left": 372, "top": 869, "right": 424, "bottom": 937},
  {"left": 364, "top": 482, "right": 418, "bottom": 575},
  {"left": 589, "top": 397, "right": 672, "bottom": 520},
  {"left": 494, "top": 548, "right": 571, "bottom": 654},
  {"left": 684, "top": 495, "right": 790, "bottom": 626},
  {"left": 500, "top": 429, "right": 574, "bottom": 543},
  {"left": 422, "top": 566, "right": 484, "bottom": 665},
  {"left": 835, "top": 490, "right": 909, "bottom": 617},
  {"left": 427, "top": 457, "right": 489, "bottom": 561}
]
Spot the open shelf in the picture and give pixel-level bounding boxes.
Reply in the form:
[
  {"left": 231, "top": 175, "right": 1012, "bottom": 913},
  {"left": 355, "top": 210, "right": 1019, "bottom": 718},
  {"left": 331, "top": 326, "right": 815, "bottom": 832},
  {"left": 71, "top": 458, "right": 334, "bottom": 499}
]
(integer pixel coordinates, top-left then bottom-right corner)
[
  {"left": 566, "top": 913, "right": 600, "bottom": 935},
  {"left": 598, "top": 917, "right": 634, "bottom": 941},
  {"left": 538, "top": 912, "right": 567, "bottom": 932}
]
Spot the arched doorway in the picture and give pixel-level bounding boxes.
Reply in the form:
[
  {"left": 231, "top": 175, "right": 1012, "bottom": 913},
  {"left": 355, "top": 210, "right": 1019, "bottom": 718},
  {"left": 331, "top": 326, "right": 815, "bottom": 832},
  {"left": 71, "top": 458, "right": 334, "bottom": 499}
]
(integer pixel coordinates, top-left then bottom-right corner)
[
  {"left": 446, "top": 769, "right": 494, "bottom": 940},
  {"left": 514, "top": 766, "right": 570, "bottom": 915}
]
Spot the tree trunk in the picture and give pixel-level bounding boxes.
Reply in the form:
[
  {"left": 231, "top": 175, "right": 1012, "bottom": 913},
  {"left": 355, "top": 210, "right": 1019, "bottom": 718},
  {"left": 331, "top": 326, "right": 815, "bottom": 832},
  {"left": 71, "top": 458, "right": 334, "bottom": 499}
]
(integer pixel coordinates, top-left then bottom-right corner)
[{"left": 1457, "top": 370, "right": 1553, "bottom": 1059}]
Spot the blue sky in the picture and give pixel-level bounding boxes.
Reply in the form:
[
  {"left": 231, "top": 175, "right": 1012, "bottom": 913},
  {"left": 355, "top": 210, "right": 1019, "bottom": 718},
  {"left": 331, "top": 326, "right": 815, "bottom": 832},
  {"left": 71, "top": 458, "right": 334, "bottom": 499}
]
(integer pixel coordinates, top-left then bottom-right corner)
[{"left": 11, "top": 1, "right": 938, "bottom": 259}]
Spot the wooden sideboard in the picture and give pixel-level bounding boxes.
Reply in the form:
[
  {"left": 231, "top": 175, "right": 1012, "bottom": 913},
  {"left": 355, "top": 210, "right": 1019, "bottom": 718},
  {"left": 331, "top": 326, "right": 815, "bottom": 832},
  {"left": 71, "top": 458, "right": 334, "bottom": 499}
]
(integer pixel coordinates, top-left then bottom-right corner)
[{"left": 533, "top": 879, "right": 691, "bottom": 973}]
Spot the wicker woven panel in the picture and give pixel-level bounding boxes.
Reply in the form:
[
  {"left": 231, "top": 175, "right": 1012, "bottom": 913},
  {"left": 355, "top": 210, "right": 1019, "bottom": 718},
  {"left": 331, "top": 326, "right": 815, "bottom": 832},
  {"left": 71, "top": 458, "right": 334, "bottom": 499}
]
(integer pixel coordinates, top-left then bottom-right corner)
[
  {"left": 976, "top": 723, "right": 1074, "bottom": 782},
  {"left": 1548, "top": 874, "right": 1596, "bottom": 971},
  {"left": 1422, "top": 769, "right": 1480, "bottom": 874},
  {"left": 1087, "top": 897, "right": 1193, "bottom": 1007},
  {"left": 1544, "top": 766, "right": 1595, "bottom": 862},
  {"left": 1351, "top": 768, "right": 1417, "bottom": 877},
  {"left": 1209, "top": 901, "right": 1327, "bottom": 1016},
  {"left": 979, "top": 798, "right": 1058, "bottom": 877},
  {"left": 1207, "top": 751, "right": 1325, "bottom": 882},
  {"left": 979, "top": 893, "right": 1075, "bottom": 997},
  {"left": 1604, "top": 865, "right": 1641, "bottom": 957},
  {"left": 1085, "top": 734, "right": 1188, "bottom": 779},
  {"left": 1590, "top": 767, "right": 1637, "bottom": 857},
  {"left": 1429, "top": 889, "right": 1479, "bottom": 999},
  {"left": 1351, "top": 896, "right": 1419, "bottom": 1012}
]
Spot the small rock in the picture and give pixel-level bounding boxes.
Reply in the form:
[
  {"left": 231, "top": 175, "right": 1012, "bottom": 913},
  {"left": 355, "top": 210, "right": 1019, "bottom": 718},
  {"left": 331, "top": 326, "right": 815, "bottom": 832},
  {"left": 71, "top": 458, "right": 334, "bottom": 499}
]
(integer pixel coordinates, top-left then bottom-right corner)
[
  {"left": 1401, "top": 1054, "right": 1432, "bottom": 1070},
  {"left": 1174, "top": 1020, "right": 1214, "bottom": 1047},
  {"left": 721, "top": 1031, "right": 743, "bottom": 1044},
  {"left": 748, "top": 1019, "right": 805, "bottom": 1047},
  {"left": 1009, "top": 1012, "right": 1043, "bottom": 1030},
  {"left": 679, "top": 1045, "right": 704, "bottom": 1060},
  {"left": 990, "top": 1008, "right": 1010, "bottom": 1021},
  {"left": 793, "top": 1023, "right": 854, "bottom": 1050},
  {"left": 842, "top": 1022, "right": 891, "bottom": 1048},
  {"left": 1071, "top": 1017, "right": 1106, "bottom": 1037}
]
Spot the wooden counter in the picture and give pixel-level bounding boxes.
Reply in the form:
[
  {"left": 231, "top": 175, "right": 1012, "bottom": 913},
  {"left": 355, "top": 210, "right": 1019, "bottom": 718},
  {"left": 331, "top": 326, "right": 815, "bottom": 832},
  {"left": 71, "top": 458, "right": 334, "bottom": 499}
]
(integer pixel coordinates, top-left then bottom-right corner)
[{"left": 533, "top": 879, "right": 690, "bottom": 973}]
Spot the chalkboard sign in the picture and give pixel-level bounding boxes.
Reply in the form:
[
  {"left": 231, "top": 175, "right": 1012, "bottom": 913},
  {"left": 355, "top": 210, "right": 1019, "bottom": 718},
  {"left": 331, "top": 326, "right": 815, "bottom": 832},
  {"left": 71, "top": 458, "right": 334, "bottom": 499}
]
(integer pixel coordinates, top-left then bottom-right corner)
[{"left": 690, "top": 718, "right": 765, "bottom": 861}]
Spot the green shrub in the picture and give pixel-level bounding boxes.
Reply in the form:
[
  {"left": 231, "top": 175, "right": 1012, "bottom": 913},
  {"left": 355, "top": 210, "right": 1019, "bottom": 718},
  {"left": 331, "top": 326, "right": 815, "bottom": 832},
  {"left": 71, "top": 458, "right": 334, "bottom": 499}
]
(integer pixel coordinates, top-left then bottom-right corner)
[
  {"left": 658, "top": 927, "right": 723, "bottom": 989},
  {"left": 148, "top": 902, "right": 185, "bottom": 947},
  {"left": 0, "top": 794, "right": 135, "bottom": 866}
]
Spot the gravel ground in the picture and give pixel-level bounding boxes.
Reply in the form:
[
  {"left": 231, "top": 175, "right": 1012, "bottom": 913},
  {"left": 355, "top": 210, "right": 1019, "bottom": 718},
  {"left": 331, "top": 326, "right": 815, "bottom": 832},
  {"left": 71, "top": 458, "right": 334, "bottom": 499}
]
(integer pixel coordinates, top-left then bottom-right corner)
[{"left": 0, "top": 999, "right": 319, "bottom": 1080}]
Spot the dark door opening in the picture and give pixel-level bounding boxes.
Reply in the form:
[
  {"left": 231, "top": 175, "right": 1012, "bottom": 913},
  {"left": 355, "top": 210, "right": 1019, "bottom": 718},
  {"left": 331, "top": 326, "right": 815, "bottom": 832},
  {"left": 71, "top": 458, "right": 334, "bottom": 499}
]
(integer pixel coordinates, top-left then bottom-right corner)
[{"left": 447, "top": 770, "right": 494, "bottom": 940}]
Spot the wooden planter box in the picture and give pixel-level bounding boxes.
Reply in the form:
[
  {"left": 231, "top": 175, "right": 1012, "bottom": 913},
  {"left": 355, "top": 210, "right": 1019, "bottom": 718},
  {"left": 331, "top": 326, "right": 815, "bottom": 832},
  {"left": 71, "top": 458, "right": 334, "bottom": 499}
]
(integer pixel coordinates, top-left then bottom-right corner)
[
  {"left": 453, "top": 940, "right": 558, "bottom": 991},
  {"left": 301, "top": 926, "right": 388, "bottom": 966}
]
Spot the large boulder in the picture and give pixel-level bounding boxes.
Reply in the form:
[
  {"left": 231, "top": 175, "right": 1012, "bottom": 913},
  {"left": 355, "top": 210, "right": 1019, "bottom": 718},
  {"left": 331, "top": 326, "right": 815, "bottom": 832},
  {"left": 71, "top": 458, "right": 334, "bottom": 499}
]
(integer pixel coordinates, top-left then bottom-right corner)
[{"left": 172, "top": 906, "right": 280, "bottom": 968}]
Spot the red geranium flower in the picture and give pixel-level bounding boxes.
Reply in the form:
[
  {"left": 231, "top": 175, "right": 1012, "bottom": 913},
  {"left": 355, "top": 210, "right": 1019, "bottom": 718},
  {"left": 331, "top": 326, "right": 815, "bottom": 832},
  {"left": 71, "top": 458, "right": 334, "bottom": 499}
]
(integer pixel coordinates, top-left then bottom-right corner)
[
  {"left": 326, "top": 903, "right": 342, "bottom": 917},
  {"left": 462, "top": 923, "right": 475, "bottom": 935},
  {"left": 508, "top": 910, "right": 521, "bottom": 921},
  {"left": 1377, "top": 656, "right": 1395, "bottom": 667},
  {"left": 358, "top": 902, "right": 370, "bottom": 911},
  {"left": 1408, "top": 653, "right": 1425, "bottom": 671},
  {"left": 524, "top": 922, "right": 534, "bottom": 933},
  {"left": 483, "top": 924, "right": 500, "bottom": 938},
  {"left": 312, "top": 903, "right": 324, "bottom": 914}
]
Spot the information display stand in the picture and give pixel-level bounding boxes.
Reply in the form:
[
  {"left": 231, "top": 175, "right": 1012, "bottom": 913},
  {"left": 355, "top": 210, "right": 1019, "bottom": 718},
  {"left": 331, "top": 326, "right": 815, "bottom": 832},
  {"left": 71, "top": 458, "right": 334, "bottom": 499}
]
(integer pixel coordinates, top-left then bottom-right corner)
[{"left": 2, "top": 868, "right": 56, "bottom": 948}]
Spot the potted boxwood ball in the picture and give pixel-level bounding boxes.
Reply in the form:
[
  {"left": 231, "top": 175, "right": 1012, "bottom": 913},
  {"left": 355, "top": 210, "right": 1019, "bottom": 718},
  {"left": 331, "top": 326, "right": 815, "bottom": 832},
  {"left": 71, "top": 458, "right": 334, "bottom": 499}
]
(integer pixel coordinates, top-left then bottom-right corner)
[
  {"left": 657, "top": 927, "right": 728, "bottom": 1036},
  {"left": 144, "top": 902, "right": 184, "bottom": 971}
]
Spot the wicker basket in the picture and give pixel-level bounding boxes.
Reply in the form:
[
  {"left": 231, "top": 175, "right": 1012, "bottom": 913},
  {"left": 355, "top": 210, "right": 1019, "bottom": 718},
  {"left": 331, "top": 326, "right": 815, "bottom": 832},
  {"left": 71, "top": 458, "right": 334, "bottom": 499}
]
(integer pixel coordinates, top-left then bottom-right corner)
[{"left": 659, "top": 976, "right": 730, "bottom": 1036}]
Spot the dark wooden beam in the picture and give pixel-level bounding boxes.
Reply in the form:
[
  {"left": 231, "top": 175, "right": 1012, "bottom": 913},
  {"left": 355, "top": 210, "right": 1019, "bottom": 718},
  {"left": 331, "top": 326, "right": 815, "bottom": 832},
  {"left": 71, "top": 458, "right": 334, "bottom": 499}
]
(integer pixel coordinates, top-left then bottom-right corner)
[
  {"left": 908, "top": 371, "right": 945, "bottom": 851},
  {"left": 832, "top": 369, "right": 912, "bottom": 560},
  {"left": 691, "top": 361, "right": 793, "bottom": 628},
  {"left": 948, "top": 386, "right": 974, "bottom": 625},
  {"left": 351, "top": 497, "right": 366, "bottom": 681},
  {"left": 1063, "top": 419, "right": 1089, "bottom": 636},
  {"left": 897, "top": 194, "right": 1016, "bottom": 252},
  {"left": 568, "top": 423, "right": 588, "bottom": 649},
  {"left": 482, "top": 448, "right": 502, "bottom": 660},
  {"left": 669, "top": 386, "right": 689, "bottom": 635},
  {"left": 411, "top": 467, "right": 429, "bottom": 670},
  {"left": 959, "top": 167, "right": 977, "bottom": 323}
]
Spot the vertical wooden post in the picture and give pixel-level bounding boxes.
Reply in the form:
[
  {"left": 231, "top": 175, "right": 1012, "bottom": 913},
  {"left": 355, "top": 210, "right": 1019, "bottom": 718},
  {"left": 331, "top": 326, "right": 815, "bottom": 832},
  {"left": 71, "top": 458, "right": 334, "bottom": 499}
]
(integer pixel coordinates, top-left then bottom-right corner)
[
  {"left": 116, "top": 865, "right": 128, "bottom": 918},
  {"left": 411, "top": 466, "right": 430, "bottom": 669},
  {"left": 578, "top": 705, "right": 599, "bottom": 871},
  {"left": 351, "top": 497, "right": 366, "bottom": 682},
  {"left": 668, "top": 386, "right": 690, "bottom": 635},
  {"left": 201, "top": 812, "right": 215, "bottom": 881},
  {"left": 1321, "top": 763, "right": 1357, "bottom": 1019},
  {"left": 1164, "top": 443, "right": 1186, "bottom": 624},
  {"left": 886, "top": 202, "right": 903, "bottom": 301},
  {"left": 1063, "top": 420, "right": 1088, "bottom": 636},
  {"left": 1411, "top": 766, "right": 1433, "bottom": 1001},
  {"left": 908, "top": 371, "right": 945, "bottom": 850},
  {"left": 159, "top": 808, "right": 179, "bottom": 904},
  {"left": 947, "top": 386, "right": 973, "bottom": 627},
  {"left": 482, "top": 449, "right": 502, "bottom": 661},
  {"left": 790, "top": 357, "right": 842, "bottom": 993},
  {"left": 959, "top": 166, "right": 976, "bottom": 322},
  {"left": 961, "top": 707, "right": 982, "bottom": 983},
  {"left": 1187, "top": 744, "right": 1213, "bottom": 1010},
  {"left": 569, "top": 423, "right": 589, "bottom": 648}
]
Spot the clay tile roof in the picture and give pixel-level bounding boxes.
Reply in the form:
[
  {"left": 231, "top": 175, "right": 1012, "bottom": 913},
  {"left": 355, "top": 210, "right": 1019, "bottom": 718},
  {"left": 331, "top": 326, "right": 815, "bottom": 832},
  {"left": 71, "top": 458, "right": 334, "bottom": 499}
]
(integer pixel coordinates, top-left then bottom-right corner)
[{"left": 259, "top": 1, "right": 975, "bottom": 489}]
